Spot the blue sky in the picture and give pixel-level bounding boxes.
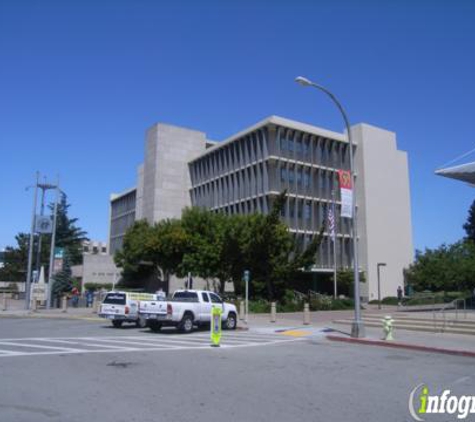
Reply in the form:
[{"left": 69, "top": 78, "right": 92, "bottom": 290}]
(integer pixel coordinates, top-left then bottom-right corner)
[{"left": 1, "top": 0, "right": 474, "bottom": 252}]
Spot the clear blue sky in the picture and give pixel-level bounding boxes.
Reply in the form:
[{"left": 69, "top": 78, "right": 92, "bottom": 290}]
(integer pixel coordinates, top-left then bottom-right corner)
[{"left": 1, "top": 0, "right": 474, "bottom": 253}]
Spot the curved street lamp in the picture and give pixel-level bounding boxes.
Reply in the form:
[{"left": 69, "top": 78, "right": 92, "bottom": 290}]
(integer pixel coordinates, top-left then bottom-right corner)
[{"left": 295, "top": 76, "right": 365, "bottom": 338}]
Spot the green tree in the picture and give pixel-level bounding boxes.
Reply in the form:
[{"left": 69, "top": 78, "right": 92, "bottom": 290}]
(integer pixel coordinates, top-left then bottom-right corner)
[
  {"left": 52, "top": 193, "right": 88, "bottom": 265},
  {"left": 114, "top": 220, "right": 156, "bottom": 287},
  {"left": 51, "top": 254, "right": 73, "bottom": 298},
  {"left": 463, "top": 199, "right": 475, "bottom": 243},
  {"left": 113, "top": 192, "right": 326, "bottom": 300},
  {"left": 0, "top": 194, "right": 88, "bottom": 282},
  {"left": 0, "top": 233, "right": 30, "bottom": 281},
  {"left": 405, "top": 241, "right": 475, "bottom": 292}
]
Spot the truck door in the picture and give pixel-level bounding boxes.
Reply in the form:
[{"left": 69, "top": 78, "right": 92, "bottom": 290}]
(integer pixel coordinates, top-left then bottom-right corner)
[{"left": 200, "top": 292, "right": 213, "bottom": 322}]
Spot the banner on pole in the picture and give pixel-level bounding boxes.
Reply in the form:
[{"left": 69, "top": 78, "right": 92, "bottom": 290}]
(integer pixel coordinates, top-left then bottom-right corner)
[
  {"left": 52, "top": 247, "right": 64, "bottom": 274},
  {"left": 338, "top": 170, "right": 353, "bottom": 219},
  {"left": 35, "top": 215, "right": 53, "bottom": 234}
]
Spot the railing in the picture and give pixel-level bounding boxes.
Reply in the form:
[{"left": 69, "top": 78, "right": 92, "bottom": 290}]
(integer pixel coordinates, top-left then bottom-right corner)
[{"left": 433, "top": 298, "right": 466, "bottom": 332}]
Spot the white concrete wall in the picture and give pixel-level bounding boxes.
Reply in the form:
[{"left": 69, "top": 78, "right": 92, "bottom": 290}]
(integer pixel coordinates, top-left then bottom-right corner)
[
  {"left": 353, "top": 124, "right": 413, "bottom": 301},
  {"left": 142, "top": 123, "right": 207, "bottom": 223},
  {"left": 136, "top": 164, "right": 144, "bottom": 220}
]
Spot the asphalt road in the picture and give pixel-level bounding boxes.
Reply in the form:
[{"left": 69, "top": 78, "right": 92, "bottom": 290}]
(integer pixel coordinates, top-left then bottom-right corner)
[{"left": 0, "top": 318, "right": 473, "bottom": 422}]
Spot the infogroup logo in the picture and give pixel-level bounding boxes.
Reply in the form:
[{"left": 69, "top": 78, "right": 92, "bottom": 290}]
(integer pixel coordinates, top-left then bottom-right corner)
[{"left": 409, "top": 384, "right": 475, "bottom": 420}]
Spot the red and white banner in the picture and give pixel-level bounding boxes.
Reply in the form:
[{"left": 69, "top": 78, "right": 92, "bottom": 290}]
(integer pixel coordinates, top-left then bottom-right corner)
[{"left": 338, "top": 170, "right": 353, "bottom": 218}]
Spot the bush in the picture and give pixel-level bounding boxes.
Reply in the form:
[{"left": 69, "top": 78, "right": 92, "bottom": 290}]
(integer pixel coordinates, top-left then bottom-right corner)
[
  {"left": 83, "top": 283, "right": 113, "bottom": 292},
  {"left": 381, "top": 296, "right": 399, "bottom": 305}
]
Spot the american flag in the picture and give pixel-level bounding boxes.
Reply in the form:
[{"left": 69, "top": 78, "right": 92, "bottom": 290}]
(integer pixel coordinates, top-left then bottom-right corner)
[{"left": 328, "top": 206, "right": 336, "bottom": 242}]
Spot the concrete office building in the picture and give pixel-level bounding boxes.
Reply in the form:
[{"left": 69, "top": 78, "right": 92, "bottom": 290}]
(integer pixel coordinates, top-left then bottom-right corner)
[{"left": 109, "top": 116, "right": 413, "bottom": 300}]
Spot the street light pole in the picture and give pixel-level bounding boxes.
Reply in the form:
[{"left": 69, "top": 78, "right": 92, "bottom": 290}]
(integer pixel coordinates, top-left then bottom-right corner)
[
  {"left": 295, "top": 76, "right": 365, "bottom": 337},
  {"left": 377, "top": 263, "right": 387, "bottom": 310}
]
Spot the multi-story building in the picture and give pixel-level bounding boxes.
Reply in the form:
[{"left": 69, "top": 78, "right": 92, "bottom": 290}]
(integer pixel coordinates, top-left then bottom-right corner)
[{"left": 109, "top": 116, "right": 413, "bottom": 300}]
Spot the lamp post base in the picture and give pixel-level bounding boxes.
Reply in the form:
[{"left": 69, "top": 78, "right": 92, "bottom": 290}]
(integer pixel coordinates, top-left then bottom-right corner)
[{"left": 351, "top": 320, "right": 366, "bottom": 338}]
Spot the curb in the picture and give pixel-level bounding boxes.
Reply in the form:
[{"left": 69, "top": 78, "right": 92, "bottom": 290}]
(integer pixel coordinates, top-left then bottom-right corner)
[{"left": 326, "top": 334, "right": 475, "bottom": 358}]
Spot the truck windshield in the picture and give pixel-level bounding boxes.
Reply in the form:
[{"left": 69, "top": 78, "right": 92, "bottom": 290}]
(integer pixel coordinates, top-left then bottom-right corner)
[
  {"left": 173, "top": 291, "right": 199, "bottom": 302},
  {"left": 103, "top": 293, "right": 126, "bottom": 305}
]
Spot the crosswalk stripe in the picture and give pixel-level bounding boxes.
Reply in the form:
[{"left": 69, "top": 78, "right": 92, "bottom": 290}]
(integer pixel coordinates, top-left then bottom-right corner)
[{"left": 0, "top": 340, "right": 82, "bottom": 352}]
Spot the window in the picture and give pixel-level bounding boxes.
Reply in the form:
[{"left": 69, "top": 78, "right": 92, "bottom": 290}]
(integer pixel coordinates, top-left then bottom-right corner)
[
  {"left": 280, "top": 167, "right": 287, "bottom": 182},
  {"left": 103, "top": 293, "right": 126, "bottom": 305},
  {"left": 304, "top": 202, "right": 311, "bottom": 220},
  {"left": 296, "top": 140, "right": 302, "bottom": 154},
  {"left": 280, "top": 136, "right": 287, "bottom": 151},
  {"left": 304, "top": 171, "right": 310, "bottom": 187},
  {"left": 201, "top": 292, "right": 210, "bottom": 302},
  {"left": 297, "top": 169, "right": 302, "bottom": 185},
  {"left": 288, "top": 137, "right": 294, "bottom": 152},
  {"left": 289, "top": 168, "right": 295, "bottom": 183},
  {"left": 209, "top": 293, "right": 222, "bottom": 303},
  {"left": 173, "top": 291, "right": 199, "bottom": 302},
  {"left": 303, "top": 141, "right": 310, "bottom": 156}
]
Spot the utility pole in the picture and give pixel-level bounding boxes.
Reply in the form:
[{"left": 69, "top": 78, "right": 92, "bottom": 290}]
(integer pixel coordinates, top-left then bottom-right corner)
[
  {"left": 35, "top": 178, "right": 57, "bottom": 276},
  {"left": 46, "top": 177, "right": 60, "bottom": 309},
  {"left": 25, "top": 172, "right": 39, "bottom": 310}
]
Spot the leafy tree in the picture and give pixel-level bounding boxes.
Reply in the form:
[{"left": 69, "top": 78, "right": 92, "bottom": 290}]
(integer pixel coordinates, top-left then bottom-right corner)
[
  {"left": 405, "top": 241, "right": 475, "bottom": 292},
  {"left": 114, "top": 220, "right": 157, "bottom": 286},
  {"left": 0, "top": 233, "right": 30, "bottom": 281},
  {"left": 114, "top": 191, "right": 326, "bottom": 301},
  {"left": 463, "top": 199, "right": 475, "bottom": 243}
]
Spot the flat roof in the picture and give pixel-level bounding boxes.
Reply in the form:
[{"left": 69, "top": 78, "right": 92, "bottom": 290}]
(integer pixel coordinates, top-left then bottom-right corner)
[
  {"left": 110, "top": 186, "right": 137, "bottom": 201},
  {"left": 189, "top": 115, "right": 347, "bottom": 163}
]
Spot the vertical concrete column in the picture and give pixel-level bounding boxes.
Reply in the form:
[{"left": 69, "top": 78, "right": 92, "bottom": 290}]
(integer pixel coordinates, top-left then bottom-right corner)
[
  {"left": 303, "top": 303, "right": 310, "bottom": 325},
  {"left": 2, "top": 292, "right": 7, "bottom": 311},
  {"left": 61, "top": 296, "right": 68, "bottom": 313},
  {"left": 270, "top": 302, "right": 276, "bottom": 323}
]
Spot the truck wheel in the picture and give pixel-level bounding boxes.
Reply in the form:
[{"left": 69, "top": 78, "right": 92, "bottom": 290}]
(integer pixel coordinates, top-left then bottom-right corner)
[
  {"left": 179, "top": 314, "right": 194, "bottom": 333},
  {"left": 112, "top": 320, "right": 123, "bottom": 328},
  {"left": 136, "top": 317, "right": 147, "bottom": 328},
  {"left": 225, "top": 313, "right": 237, "bottom": 330},
  {"left": 149, "top": 321, "right": 162, "bottom": 333}
]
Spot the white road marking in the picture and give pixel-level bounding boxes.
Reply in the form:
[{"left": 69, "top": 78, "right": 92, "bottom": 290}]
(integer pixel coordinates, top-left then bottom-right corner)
[{"left": 0, "top": 332, "right": 301, "bottom": 358}]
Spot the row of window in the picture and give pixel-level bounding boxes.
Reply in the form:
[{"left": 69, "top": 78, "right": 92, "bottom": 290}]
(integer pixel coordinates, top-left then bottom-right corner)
[
  {"left": 191, "top": 129, "right": 268, "bottom": 184},
  {"left": 111, "top": 191, "right": 137, "bottom": 218}
]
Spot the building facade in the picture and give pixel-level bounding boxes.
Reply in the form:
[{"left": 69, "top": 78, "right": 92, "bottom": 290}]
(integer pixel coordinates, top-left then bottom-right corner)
[{"left": 109, "top": 116, "right": 413, "bottom": 300}]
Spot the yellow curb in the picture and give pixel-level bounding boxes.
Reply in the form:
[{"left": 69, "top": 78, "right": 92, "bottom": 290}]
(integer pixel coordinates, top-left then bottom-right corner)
[{"left": 280, "top": 330, "right": 312, "bottom": 337}]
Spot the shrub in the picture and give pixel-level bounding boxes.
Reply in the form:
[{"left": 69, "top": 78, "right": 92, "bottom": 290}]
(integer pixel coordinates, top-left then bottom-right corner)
[{"left": 84, "top": 283, "right": 113, "bottom": 292}]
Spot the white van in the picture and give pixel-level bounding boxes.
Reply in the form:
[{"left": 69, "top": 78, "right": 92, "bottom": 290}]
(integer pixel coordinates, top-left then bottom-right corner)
[{"left": 99, "top": 291, "right": 157, "bottom": 328}]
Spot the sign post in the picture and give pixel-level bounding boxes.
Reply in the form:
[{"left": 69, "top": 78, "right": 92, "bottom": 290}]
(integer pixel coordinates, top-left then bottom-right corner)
[
  {"left": 210, "top": 306, "right": 222, "bottom": 347},
  {"left": 244, "top": 270, "right": 250, "bottom": 324}
]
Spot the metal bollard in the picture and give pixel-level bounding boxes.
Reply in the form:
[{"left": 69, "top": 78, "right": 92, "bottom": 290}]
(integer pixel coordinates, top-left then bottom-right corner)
[
  {"left": 62, "top": 296, "right": 68, "bottom": 313},
  {"left": 303, "top": 303, "right": 310, "bottom": 325},
  {"left": 239, "top": 300, "right": 245, "bottom": 321},
  {"left": 382, "top": 315, "right": 394, "bottom": 341},
  {"left": 2, "top": 293, "right": 6, "bottom": 311},
  {"left": 270, "top": 302, "right": 276, "bottom": 323}
]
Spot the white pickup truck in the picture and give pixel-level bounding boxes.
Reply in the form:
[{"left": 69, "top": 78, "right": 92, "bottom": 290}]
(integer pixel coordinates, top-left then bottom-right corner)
[
  {"left": 99, "top": 291, "right": 157, "bottom": 328},
  {"left": 139, "top": 290, "right": 238, "bottom": 333}
]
